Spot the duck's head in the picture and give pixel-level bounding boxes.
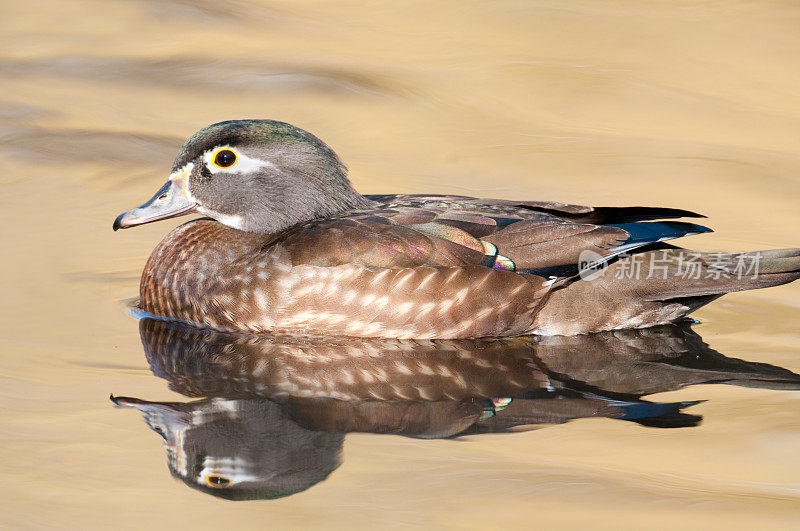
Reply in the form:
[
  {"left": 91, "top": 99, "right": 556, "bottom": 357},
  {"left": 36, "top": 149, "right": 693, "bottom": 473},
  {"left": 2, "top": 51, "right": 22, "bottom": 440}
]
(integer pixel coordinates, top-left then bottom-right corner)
[{"left": 113, "top": 119, "right": 370, "bottom": 233}]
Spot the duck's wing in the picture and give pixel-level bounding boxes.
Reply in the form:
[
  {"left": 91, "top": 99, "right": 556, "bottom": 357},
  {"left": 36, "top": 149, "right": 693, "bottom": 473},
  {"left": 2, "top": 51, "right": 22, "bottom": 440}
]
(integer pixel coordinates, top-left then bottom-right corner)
[
  {"left": 233, "top": 197, "right": 714, "bottom": 338},
  {"left": 277, "top": 194, "right": 710, "bottom": 273},
  {"left": 367, "top": 194, "right": 704, "bottom": 224}
]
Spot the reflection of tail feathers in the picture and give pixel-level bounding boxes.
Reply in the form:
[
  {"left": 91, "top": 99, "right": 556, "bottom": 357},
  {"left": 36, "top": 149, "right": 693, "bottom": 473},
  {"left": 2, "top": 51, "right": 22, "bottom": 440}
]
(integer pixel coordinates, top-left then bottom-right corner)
[
  {"left": 656, "top": 351, "right": 800, "bottom": 391},
  {"left": 529, "top": 321, "right": 800, "bottom": 396}
]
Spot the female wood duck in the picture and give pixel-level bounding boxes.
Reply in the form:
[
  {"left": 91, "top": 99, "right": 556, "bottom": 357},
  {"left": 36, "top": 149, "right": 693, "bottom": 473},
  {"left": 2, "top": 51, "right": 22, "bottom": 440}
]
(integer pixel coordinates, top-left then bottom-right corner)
[{"left": 114, "top": 120, "right": 800, "bottom": 338}]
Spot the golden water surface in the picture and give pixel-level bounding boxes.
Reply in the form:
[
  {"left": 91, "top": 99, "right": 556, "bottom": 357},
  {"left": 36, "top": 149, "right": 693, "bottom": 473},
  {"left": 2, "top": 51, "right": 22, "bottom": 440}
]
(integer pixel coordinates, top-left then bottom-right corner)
[{"left": 2, "top": 1, "right": 800, "bottom": 529}]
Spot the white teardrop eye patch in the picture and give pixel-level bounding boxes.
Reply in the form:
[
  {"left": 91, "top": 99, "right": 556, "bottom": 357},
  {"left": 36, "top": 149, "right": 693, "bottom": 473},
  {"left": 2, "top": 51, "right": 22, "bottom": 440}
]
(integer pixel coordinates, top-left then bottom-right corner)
[{"left": 203, "top": 145, "right": 274, "bottom": 174}]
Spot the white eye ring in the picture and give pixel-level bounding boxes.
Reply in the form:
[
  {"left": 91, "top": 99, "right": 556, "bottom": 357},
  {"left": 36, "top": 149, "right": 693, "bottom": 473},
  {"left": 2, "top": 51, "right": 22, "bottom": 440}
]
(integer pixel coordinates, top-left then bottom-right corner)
[{"left": 211, "top": 148, "right": 237, "bottom": 169}]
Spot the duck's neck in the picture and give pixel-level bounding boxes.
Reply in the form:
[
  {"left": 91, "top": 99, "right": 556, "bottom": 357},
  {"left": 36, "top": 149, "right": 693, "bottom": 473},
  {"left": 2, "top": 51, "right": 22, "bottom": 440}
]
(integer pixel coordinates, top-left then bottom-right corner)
[{"left": 230, "top": 187, "right": 376, "bottom": 235}]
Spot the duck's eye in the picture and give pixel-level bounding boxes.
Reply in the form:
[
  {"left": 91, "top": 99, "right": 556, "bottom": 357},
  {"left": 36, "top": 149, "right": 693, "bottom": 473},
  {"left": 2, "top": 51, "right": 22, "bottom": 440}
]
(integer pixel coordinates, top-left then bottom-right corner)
[
  {"left": 204, "top": 475, "right": 231, "bottom": 488},
  {"left": 212, "top": 149, "right": 237, "bottom": 169}
]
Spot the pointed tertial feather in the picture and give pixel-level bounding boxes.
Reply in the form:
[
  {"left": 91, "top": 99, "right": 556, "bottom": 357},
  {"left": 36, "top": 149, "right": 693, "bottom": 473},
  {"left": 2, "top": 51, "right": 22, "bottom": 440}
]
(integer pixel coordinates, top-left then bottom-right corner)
[
  {"left": 548, "top": 221, "right": 714, "bottom": 277},
  {"left": 611, "top": 221, "right": 713, "bottom": 242},
  {"left": 562, "top": 206, "right": 706, "bottom": 224},
  {"left": 501, "top": 201, "right": 704, "bottom": 222},
  {"left": 484, "top": 219, "right": 712, "bottom": 276},
  {"left": 606, "top": 221, "right": 713, "bottom": 254}
]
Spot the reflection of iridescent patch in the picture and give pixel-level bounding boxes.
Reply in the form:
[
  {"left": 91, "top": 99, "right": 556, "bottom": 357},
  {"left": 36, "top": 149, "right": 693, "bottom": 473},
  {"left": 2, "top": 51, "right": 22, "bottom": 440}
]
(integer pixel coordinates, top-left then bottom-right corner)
[
  {"left": 492, "top": 397, "right": 512, "bottom": 410},
  {"left": 479, "top": 409, "right": 495, "bottom": 420}
]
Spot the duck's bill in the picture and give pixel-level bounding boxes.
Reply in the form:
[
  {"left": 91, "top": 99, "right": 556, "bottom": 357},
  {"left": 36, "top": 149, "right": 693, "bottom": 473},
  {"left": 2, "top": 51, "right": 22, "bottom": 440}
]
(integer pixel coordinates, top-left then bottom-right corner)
[{"left": 113, "top": 173, "right": 197, "bottom": 231}]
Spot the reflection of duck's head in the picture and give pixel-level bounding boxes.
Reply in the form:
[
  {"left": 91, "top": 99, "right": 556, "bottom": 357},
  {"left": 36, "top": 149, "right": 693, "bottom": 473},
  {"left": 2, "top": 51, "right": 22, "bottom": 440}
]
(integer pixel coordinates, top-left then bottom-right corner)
[
  {"left": 113, "top": 120, "right": 370, "bottom": 234},
  {"left": 112, "top": 395, "right": 343, "bottom": 500}
]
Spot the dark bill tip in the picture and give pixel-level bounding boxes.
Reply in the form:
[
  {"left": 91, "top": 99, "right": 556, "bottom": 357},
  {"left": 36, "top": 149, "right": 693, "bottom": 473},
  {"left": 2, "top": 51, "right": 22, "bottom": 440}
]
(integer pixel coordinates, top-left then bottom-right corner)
[
  {"left": 113, "top": 213, "right": 125, "bottom": 231},
  {"left": 113, "top": 178, "right": 197, "bottom": 231}
]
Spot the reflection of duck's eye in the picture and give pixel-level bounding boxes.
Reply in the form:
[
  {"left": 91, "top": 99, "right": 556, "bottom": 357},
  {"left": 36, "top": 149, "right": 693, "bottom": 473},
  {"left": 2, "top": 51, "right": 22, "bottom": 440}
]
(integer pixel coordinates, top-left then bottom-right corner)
[{"left": 205, "top": 475, "right": 231, "bottom": 488}]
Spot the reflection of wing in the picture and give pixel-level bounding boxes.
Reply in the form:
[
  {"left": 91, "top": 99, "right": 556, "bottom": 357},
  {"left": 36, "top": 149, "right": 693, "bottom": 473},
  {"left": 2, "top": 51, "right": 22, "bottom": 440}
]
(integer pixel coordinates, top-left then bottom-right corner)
[
  {"left": 285, "top": 393, "right": 700, "bottom": 437},
  {"left": 276, "top": 194, "right": 709, "bottom": 272}
]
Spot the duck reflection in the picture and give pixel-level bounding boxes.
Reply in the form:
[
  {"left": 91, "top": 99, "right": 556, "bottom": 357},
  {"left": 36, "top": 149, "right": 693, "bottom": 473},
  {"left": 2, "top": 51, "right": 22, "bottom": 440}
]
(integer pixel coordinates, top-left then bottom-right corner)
[{"left": 113, "top": 319, "right": 800, "bottom": 500}]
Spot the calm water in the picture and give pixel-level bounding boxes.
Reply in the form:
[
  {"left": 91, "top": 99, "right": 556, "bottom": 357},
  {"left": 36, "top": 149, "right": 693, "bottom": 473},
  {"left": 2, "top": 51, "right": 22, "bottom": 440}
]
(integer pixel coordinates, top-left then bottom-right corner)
[{"left": 2, "top": 1, "right": 800, "bottom": 529}]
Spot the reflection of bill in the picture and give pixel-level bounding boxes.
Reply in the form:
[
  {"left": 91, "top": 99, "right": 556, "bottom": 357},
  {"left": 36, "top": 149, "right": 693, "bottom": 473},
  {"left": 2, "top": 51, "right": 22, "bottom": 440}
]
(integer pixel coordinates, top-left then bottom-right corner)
[{"left": 578, "top": 249, "right": 607, "bottom": 280}]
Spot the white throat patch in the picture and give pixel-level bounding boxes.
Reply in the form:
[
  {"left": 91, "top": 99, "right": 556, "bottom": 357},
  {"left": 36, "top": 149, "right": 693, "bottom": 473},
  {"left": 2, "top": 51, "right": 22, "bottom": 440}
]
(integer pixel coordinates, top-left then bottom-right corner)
[{"left": 198, "top": 208, "right": 245, "bottom": 230}]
